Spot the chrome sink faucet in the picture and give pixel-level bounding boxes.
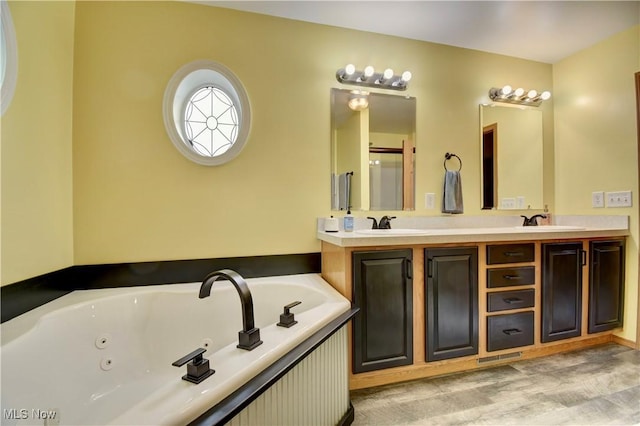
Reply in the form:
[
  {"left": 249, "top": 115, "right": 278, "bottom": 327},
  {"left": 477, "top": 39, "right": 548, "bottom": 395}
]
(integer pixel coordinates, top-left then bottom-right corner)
[{"left": 199, "top": 269, "right": 263, "bottom": 350}]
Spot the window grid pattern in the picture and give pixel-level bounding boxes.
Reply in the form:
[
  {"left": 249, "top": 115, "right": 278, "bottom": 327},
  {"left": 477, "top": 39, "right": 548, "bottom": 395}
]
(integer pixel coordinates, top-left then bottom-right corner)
[{"left": 184, "top": 86, "right": 239, "bottom": 157}]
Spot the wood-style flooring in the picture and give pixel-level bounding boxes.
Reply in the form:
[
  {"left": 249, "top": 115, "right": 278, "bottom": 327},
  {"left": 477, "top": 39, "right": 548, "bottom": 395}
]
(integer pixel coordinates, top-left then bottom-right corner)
[{"left": 351, "top": 343, "right": 640, "bottom": 425}]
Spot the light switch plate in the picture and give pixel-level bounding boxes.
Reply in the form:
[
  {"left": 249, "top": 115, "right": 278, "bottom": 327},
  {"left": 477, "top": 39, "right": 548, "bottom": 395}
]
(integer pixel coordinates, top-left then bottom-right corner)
[
  {"left": 425, "top": 193, "right": 435, "bottom": 209},
  {"left": 501, "top": 198, "right": 516, "bottom": 209},
  {"left": 592, "top": 191, "right": 604, "bottom": 208},
  {"left": 606, "top": 191, "right": 632, "bottom": 208}
]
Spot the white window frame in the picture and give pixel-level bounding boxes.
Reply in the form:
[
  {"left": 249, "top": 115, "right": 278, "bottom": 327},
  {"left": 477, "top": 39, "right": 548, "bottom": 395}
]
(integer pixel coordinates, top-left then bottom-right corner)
[
  {"left": 1, "top": 1, "right": 18, "bottom": 116},
  {"left": 163, "top": 60, "right": 251, "bottom": 166}
]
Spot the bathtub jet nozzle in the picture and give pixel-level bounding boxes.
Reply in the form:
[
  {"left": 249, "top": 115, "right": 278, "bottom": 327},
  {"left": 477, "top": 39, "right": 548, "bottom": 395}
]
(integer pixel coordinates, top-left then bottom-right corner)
[{"left": 199, "top": 269, "right": 263, "bottom": 351}]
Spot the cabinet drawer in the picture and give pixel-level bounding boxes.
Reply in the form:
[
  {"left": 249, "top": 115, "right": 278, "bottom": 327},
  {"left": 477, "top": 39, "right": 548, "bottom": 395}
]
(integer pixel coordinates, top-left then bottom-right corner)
[
  {"left": 487, "top": 312, "right": 534, "bottom": 352},
  {"left": 487, "top": 244, "right": 535, "bottom": 264},
  {"left": 487, "top": 289, "right": 535, "bottom": 312},
  {"left": 487, "top": 266, "right": 535, "bottom": 288}
]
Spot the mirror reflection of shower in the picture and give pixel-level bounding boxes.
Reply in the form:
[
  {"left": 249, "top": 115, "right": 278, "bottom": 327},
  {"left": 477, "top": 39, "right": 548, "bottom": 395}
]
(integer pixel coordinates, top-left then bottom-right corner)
[
  {"left": 369, "top": 150, "right": 403, "bottom": 210},
  {"left": 331, "top": 88, "right": 416, "bottom": 211}
]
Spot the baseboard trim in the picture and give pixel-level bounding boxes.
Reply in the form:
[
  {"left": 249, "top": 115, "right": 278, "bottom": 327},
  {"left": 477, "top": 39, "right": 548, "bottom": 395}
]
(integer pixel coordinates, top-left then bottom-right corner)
[
  {"left": 1, "top": 253, "right": 320, "bottom": 323},
  {"left": 349, "top": 334, "right": 617, "bottom": 390},
  {"left": 612, "top": 334, "right": 637, "bottom": 349}
]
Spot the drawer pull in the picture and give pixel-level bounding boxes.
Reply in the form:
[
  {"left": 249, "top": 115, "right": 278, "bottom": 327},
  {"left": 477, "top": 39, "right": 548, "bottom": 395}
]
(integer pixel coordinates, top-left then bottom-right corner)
[
  {"left": 503, "top": 328, "right": 523, "bottom": 336},
  {"left": 503, "top": 297, "right": 523, "bottom": 304},
  {"left": 503, "top": 274, "right": 521, "bottom": 280},
  {"left": 504, "top": 251, "right": 524, "bottom": 257}
]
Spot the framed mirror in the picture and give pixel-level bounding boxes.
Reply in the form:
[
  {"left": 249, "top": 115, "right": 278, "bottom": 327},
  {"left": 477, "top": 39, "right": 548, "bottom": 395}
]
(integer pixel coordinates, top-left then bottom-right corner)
[
  {"left": 480, "top": 104, "right": 543, "bottom": 210},
  {"left": 330, "top": 88, "right": 416, "bottom": 211}
]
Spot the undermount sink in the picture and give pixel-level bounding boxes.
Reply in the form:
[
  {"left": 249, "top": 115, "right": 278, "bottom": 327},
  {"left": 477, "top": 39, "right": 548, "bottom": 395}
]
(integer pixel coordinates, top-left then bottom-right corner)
[
  {"left": 355, "top": 228, "right": 429, "bottom": 236},
  {"left": 513, "top": 225, "right": 586, "bottom": 231}
]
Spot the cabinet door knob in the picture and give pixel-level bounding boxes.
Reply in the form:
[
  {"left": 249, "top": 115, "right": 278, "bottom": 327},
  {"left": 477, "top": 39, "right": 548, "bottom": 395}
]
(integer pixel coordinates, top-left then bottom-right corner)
[
  {"left": 503, "top": 297, "right": 523, "bottom": 304},
  {"left": 503, "top": 328, "right": 523, "bottom": 336}
]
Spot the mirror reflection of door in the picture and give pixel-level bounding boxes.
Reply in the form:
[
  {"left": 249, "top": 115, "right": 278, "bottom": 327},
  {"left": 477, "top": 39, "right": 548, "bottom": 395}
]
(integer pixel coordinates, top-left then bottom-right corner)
[
  {"left": 482, "top": 123, "right": 498, "bottom": 209},
  {"left": 480, "top": 104, "right": 544, "bottom": 210}
]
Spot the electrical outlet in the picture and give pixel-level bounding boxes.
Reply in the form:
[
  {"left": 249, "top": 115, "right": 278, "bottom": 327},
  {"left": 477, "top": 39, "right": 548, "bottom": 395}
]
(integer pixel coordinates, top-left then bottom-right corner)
[
  {"left": 425, "top": 193, "right": 435, "bottom": 209},
  {"left": 606, "top": 191, "right": 632, "bottom": 208},
  {"left": 501, "top": 198, "right": 516, "bottom": 209},
  {"left": 592, "top": 191, "right": 604, "bottom": 208},
  {"left": 516, "top": 196, "right": 525, "bottom": 209}
]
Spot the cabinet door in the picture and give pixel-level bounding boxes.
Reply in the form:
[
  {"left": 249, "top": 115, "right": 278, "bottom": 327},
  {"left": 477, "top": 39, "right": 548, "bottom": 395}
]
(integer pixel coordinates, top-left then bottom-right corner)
[
  {"left": 542, "top": 243, "right": 584, "bottom": 342},
  {"left": 425, "top": 247, "right": 478, "bottom": 361},
  {"left": 352, "top": 249, "right": 413, "bottom": 373},
  {"left": 589, "top": 240, "right": 625, "bottom": 333}
]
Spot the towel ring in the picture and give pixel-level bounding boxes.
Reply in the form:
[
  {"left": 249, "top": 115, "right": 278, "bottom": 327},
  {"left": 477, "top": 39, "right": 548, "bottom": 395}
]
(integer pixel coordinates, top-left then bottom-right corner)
[{"left": 444, "top": 153, "right": 462, "bottom": 171}]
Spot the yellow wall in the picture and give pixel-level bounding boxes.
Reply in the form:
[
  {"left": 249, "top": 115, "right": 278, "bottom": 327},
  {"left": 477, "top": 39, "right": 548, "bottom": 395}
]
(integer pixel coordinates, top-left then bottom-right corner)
[
  {"left": 1, "top": 0, "right": 636, "bottom": 344},
  {"left": 553, "top": 25, "right": 640, "bottom": 342},
  {"left": 1, "top": 1, "right": 75, "bottom": 284},
  {"left": 69, "top": 1, "right": 554, "bottom": 265},
  {"left": 370, "top": 132, "right": 408, "bottom": 149}
]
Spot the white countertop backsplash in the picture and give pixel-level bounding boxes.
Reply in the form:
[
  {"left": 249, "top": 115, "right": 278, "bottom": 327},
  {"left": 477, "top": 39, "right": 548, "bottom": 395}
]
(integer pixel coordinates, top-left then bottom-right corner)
[
  {"left": 317, "top": 214, "right": 628, "bottom": 232},
  {"left": 316, "top": 215, "right": 629, "bottom": 247}
]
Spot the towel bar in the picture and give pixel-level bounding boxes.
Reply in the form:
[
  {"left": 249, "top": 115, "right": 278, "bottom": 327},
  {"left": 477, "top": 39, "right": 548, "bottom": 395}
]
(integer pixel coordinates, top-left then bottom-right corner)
[{"left": 444, "top": 152, "right": 462, "bottom": 171}]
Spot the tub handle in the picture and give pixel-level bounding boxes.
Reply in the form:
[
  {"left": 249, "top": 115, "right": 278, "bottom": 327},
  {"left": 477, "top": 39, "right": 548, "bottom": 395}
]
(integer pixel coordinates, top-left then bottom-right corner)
[
  {"left": 277, "top": 301, "right": 302, "bottom": 328},
  {"left": 172, "top": 347, "right": 215, "bottom": 384}
]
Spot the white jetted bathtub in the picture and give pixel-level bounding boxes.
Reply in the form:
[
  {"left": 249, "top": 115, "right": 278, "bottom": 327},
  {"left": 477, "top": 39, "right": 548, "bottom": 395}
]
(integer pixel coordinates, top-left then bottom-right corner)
[{"left": 1, "top": 273, "right": 353, "bottom": 425}]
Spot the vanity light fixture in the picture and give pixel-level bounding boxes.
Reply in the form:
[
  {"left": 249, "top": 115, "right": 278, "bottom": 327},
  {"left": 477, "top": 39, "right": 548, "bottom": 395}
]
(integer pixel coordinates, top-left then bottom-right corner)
[
  {"left": 489, "top": 85, "right": 551, "bottom": 106},
  {"left": 336, "top": 64, "right": 412, "bottom": 91}
]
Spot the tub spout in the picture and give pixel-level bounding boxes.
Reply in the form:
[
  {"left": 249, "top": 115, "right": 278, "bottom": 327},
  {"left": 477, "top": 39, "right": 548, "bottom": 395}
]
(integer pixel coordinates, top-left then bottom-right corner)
[{"left": 199, "top": 269, "right": 263, "bottom": 351}]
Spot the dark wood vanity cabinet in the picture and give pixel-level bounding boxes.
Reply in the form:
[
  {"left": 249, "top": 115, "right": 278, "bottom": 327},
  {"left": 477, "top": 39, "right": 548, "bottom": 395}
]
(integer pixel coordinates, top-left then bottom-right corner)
[
  {"left": 425, "top": 247, "right": 478, "bottom": 361},
  {"left": 589, "top": 240, "right": 625, "bottom": 333},
  {"left": 487, "top": 311, "right": 534, "bottom": 351},
  {"left": 485, "top": 243, "right": 536, "bottom": 352},
  {"left": 541, "top": 242, "right": 584, "bottom": 343},
  {"left": 352, "top": 249, "right": 413, "bottom": 373}
]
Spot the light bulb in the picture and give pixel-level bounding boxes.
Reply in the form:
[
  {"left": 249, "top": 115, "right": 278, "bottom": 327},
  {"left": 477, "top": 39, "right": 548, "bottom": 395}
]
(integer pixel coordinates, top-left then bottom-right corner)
[
  {"left": 514, "top": 87, "right": 525, "bottom": 97},
  {"left": 383, "top": 68, "right": 394, "bottom": 80},
  {"left": 541, "top": 91, "right": 551, "bottom": 100},
  {"left": 348, "top": 95, "right": 369, "bottom": 111},
  {"left": 501, "top": 85, "right": 513, "bottom": 96},
  {"left": 364, "top": 66, "right": 374, "bottom": 78},
  {"left": 401, "top": 71, "right": 412, "bottom": 82},
  {"left": 527, "top": 89, "right": 537, "bottom": 99},
  {"left": 344, "top": 64, "right": 355, "bottom": 76}
]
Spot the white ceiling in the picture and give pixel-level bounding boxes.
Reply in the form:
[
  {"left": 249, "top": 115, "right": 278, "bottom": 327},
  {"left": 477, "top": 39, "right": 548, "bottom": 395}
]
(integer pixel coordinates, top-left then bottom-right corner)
[{"left": 197, "top": 1, "right": 639, "bottom": 64}]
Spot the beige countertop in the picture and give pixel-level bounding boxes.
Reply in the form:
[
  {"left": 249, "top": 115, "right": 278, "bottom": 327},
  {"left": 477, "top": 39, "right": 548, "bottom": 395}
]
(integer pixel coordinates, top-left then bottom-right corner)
[{"left": 317, "top": 215, "right": 629, "bottom": 247}]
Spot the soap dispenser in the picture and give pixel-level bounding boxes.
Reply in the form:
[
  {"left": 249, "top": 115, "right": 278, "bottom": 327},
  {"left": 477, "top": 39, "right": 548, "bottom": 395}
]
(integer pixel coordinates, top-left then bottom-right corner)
[{"left": 343, "top": 210, "right": 354, "bottom": 232}]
